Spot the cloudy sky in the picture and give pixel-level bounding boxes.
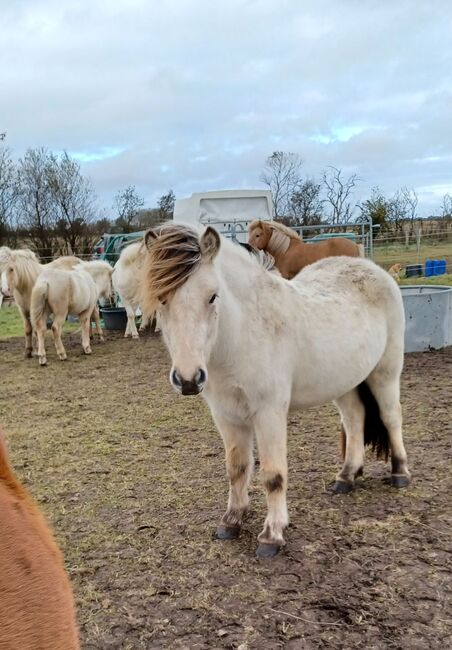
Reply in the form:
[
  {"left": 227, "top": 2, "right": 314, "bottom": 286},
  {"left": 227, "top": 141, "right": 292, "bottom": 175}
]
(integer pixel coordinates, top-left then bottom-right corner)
[{"left": 2, "top": 0, "right": 452, "bottom": 215}]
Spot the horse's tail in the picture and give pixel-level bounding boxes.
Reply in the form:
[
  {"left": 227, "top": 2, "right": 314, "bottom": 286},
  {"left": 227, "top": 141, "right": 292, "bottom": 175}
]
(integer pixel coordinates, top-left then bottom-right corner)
[
  {"left": 356, "top": 382, "right": 390, "bottom": 460},
  {"left": 357, "top": 243, "right": 365, "bottom": 257},
  {"left": 30, "top": 278, "right": 49, "bottom": 328}
]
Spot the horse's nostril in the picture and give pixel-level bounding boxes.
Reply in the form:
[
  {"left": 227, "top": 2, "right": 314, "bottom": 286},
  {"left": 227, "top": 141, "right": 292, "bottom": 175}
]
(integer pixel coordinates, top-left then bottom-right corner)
[
  {"left": 171, "top": 369, "right": 182, "bottom": 388},
  {"left": 195, "top": 368, "right": 207, "bottom": 385}
]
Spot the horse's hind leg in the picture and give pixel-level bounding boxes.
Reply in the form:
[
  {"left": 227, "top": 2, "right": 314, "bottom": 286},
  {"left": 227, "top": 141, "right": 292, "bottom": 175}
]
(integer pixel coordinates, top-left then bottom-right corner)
[
  {"left": 51, "top": 314, "right": 68, "bottom": 361},
  {"left": 333, "top": 390, "right": 365, "bottom": 493},
  {"left": 92, "top": 306, "right": 104, "bottom": 341},
  {"left": 366, "top": 374, "right": 410, "bottom": 487},
  {"left": 212, "top": 412, "right": 254, "bottom": 541},
  {"left": 35, "top": 315, "right": 48, "bottom": 366},
  {"left": 79, "top": 310, "right": 92, "bottom": 354},
  {"left": 254, "top": 408, "right": 289, "bottom": 557}
]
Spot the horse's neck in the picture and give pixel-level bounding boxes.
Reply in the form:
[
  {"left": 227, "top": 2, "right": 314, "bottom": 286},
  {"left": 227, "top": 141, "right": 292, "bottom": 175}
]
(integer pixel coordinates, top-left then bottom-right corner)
[{"left": 267, "top": 229, "right": 291, "bottom": 257}]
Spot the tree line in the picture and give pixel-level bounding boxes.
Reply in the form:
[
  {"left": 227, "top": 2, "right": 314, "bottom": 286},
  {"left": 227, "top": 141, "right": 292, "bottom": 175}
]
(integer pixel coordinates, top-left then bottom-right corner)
[
  {"left": 0, "top": 137, "right": 175, "bottom": 259},
  {"left": 2, "top": 136, "right": 451, "bottom": 259},
  {"left": 261, "top": 151, "right": 452, "bottom": 235}
]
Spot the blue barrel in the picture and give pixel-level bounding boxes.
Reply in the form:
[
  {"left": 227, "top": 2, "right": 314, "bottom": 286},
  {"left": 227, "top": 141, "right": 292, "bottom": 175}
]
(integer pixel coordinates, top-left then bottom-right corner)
[
  {"left": 424, "top": 259, "right": 434, "bottom": 277},
  {"left": 405, "top": 264, "right": 423, "bottom": 278},
  {"left": 434, "top": 259, "right": 447, "bottom": 276}
]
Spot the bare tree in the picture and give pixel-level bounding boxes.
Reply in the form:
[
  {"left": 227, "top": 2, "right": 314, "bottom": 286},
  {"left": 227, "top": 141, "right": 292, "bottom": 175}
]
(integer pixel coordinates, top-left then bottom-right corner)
[
  {"left": 400, "top": 187, "right": 418, "bottom": 234},
  {"left": 357, "top": 186, "right": 390, "bottom": 231},
  {"left": 290, "top": 179, "right": 324, "bottom": 226},
  {"left": 114, "top": 185, "right": 145, "bottom": 232},
  {"left": 441, "top": 193, "right": 452, "bottom": 219},
  {"left": 0, "top": 144, "right": 18, "bottom": 245},
  {"left": 47, "top": 151, "right": 96, "bottom": 254},
  {"left": 260, "top": 151, "right": 303, "bottom": 218},
  {"left": 322, "top": 166, "right": 360, "bottom": 224},
  {"left": 16, "top": 148, "right": 56, "bottom": 259},
  {"left": 157, "top": 189, "right": 175, "bottom": 222}
]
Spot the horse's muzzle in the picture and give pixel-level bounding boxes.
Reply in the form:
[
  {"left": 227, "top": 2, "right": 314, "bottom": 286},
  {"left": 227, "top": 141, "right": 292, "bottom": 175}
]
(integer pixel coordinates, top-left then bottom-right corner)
[{"left": 171, "top": 368, "right": 207, "bottom": 396}]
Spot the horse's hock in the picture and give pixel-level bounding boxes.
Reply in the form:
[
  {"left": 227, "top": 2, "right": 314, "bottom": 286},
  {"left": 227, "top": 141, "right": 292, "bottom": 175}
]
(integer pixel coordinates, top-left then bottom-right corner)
[{"left": 401, "top": 285, "right": 452, "bottom": 352}]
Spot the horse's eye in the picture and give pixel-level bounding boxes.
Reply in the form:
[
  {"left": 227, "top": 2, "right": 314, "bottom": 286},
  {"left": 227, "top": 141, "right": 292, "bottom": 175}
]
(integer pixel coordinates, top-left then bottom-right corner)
[
  {"left": 209, "top": 293, "right": 218, "bottom": 304},
  {"left": 161, "top": 299, "right": 167, "bottom": 306}
]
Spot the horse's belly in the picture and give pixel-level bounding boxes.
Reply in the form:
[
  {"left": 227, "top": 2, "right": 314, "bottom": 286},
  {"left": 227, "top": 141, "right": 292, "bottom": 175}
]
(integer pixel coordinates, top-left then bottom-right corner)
[{"left": 289, "top": 328, "right": 386, "bottom": 408}]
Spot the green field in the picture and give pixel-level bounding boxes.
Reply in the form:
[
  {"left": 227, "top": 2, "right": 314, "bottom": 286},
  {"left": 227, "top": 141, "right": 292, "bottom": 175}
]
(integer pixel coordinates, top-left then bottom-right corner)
[
  {"left": 373, "top": 240, "right": 451, "bottom": 268},
  {"left": 0, "top": 305, "right": 79, "bottom": 339}
]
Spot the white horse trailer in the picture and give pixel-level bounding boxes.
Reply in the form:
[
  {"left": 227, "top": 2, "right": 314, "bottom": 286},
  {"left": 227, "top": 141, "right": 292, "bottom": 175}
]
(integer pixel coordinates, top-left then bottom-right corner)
[{"left": 173, "top": 189, "right": 273, "bottom": 242}]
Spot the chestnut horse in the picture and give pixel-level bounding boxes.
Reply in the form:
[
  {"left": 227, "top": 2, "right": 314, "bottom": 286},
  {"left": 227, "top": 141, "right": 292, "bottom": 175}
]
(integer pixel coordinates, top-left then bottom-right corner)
[
  {"left": 0, "top": 426, "right": 79, "bottom": 648},
  {"left": 248, "top": 220, "right": 363, "bottom": 279}
]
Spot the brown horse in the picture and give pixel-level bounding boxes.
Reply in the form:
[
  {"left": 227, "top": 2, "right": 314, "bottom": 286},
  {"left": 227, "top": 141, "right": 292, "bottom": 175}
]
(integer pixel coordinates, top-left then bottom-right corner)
[
  {"left": 0, "top": 426, "right": 79, "bottom": 649},
  {"left": 248, "top": 220, "right": 363, "bottom": 279}
]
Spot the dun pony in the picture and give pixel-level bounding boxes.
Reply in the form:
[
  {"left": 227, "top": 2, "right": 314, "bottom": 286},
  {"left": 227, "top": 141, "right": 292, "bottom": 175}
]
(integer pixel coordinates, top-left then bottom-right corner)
[
  {"left": 30, "top": 261, "right": 113, "bottom": 365},
  {"left": 0, "top": 247, "right": 81, "bottom": 357},
  {"left": 141, "top": 223, "right": 410, "bottom": 557}
]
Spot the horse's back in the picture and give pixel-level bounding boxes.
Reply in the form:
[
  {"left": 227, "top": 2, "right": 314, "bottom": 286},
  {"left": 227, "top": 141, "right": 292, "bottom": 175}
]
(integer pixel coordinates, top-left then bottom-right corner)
[
  {"left": 293, "top": 256, "right": 404, "bottom": 327},
  {"left": 0, "top": 436, "right": 79, "bottom": 649}
]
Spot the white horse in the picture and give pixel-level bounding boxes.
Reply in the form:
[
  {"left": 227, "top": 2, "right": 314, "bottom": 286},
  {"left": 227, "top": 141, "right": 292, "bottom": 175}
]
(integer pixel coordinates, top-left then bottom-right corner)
[
  {"left": 0, "top": 247, "right": 81, "bottom": 356},
  {"left": 112, "top": 241, "right": 154, "bottom": 338},
  {"left": 140, "top": 223, "right": 410, "bottom": 558},
  {"left": 30, "top": 261, "right": 113, "bottom": 365}
]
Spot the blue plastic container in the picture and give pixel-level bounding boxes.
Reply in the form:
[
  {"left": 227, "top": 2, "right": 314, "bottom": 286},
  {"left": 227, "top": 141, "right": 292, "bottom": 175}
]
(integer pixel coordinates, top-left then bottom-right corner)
[
  {"left": 434, "top": 260, "right": 446, "bottom": 276},
  {"left": 424, "top": 259, "right": 434, "bottom": 277}
]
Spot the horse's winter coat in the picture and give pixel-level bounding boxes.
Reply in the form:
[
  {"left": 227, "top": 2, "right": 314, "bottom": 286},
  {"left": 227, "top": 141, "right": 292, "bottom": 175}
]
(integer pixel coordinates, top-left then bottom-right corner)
[
  {"left": 0, "top": 247, "right": 81, "bottom": 357},
  {"left": 248, "top": 220, "right": 363, "bottom": 279},
  {"left": 141, "top": 223, "right": 410, "bottom": 556},
  {"left": 30, "top": 261, "right": 113, "bottom": 365},
  {"left": 0, "top": 426, "right": 79, "bottom": 649}
]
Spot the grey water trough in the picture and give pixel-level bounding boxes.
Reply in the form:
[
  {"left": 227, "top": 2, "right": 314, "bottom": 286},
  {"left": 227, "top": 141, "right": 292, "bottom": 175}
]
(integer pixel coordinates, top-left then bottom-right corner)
[{"left": 400, "top": 285, "right": 452, "bottom": 352}]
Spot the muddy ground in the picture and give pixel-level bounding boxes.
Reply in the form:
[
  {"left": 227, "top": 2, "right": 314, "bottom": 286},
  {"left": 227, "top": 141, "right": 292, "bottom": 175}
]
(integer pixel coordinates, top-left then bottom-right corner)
[{"left": 1, "top": 331, "right": 451, "bottom": 649}]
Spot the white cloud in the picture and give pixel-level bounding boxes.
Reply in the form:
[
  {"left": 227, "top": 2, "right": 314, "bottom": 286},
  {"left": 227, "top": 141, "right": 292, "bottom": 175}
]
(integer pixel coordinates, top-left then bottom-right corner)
[{"left": 1, "top": 0, "right": 452, "bottom": 214}]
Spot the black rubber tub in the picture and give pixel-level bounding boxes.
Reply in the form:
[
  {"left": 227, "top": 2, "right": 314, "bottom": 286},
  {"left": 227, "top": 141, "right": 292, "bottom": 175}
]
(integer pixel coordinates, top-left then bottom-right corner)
[{"left": 100, "top": 307, "right": 128, "bottom": 330}]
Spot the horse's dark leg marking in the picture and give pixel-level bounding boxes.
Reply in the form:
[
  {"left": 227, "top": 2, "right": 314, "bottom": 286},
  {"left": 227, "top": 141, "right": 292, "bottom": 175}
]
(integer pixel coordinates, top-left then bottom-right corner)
[
  {"left": 265, "top": 473, "right": 283, "bottom": 493},
  {"left": 391, "top": 456, "right": 410, "bottom": 488},
  {"left": 215, "top": 425, "right": 254, "bottom": 542}
]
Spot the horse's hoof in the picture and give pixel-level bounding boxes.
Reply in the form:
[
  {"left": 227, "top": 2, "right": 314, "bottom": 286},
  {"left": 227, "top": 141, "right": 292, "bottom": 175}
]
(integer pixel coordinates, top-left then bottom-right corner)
[
  {"left": 83, "top": 348, "right": 92, "bottom": 355},
  {"left": 391, "top": 475, "right": 410, "bottom": 488},
  {"left": 215, "top": 524, "right": 241, "bottom": 540},
  {"left": 332, "top": 480, "right": 354, "bottom": 494},
  {"left": 39, "top": 359, "right": 47, "bottom": 367},
  {"left": 256, "top": 542, "right": 281, "bottom": 558},
  {"left": 132, "top": 334, "right": 139, "bottom": 340}
]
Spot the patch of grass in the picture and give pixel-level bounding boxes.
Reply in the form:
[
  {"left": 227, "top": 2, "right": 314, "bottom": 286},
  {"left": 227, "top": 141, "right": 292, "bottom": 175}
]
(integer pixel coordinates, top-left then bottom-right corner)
[
  {"left": 373, "top": 240, "right": 452, "bottom": 268},
  {"left": 0, "top": 305, "right": 80, "bottom": 339},
  {"left": 399, "top": 274, "right": 452, "bottom": 286}
]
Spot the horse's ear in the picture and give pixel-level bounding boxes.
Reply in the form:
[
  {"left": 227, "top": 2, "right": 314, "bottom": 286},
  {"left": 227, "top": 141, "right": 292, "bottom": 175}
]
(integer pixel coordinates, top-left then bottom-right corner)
[
  {"left": 200, "top": 227, "right": 220, "bottom": 261},
  {"left": 144, "top": 229, "right": 158, "bottom": 250}
]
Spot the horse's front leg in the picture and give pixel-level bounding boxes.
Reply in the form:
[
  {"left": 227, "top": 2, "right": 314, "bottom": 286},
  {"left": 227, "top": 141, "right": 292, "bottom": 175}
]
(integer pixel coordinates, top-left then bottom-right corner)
[
  {"left": 254, "top": 408, "right": 289, "bottom": 557},
  {"left": 213, "top": 414, "right": 254, "bottom": 540},
  {"left": 19, "top": 308, "right": 33, "bottom": 358}
]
